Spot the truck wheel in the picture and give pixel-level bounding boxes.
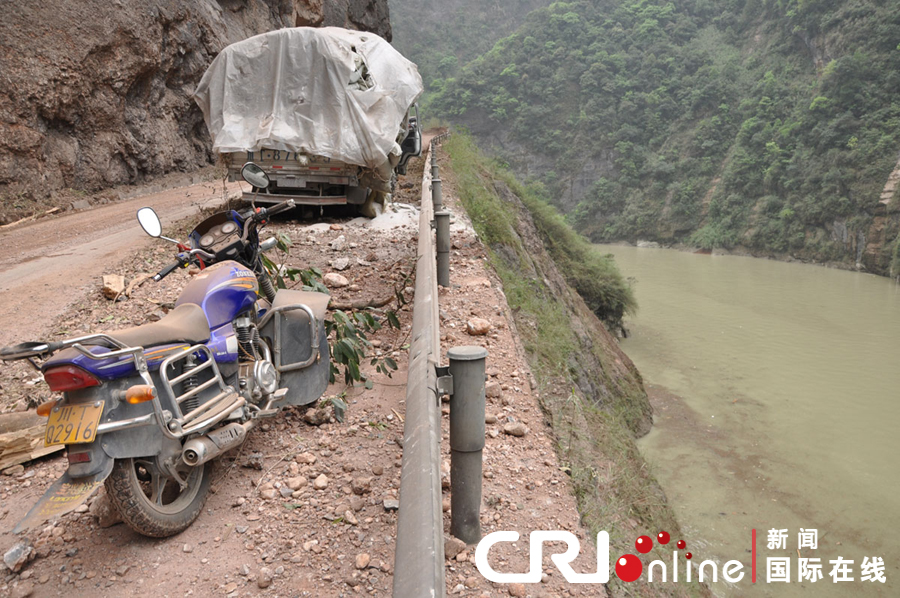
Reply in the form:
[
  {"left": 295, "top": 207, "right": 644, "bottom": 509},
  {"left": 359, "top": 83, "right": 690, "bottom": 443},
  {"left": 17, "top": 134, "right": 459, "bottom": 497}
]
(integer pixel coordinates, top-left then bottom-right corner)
[{"left": 105, "top": 456, "right": 211, "bottom": 538}]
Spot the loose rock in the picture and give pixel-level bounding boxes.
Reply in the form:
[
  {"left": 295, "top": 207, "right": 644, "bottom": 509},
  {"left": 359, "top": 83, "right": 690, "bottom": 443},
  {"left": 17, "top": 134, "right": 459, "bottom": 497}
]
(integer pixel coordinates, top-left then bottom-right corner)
[
  {"left": 296, "top": 452, "right": 317, "bottom": 465},
  {"left": 503, "top": 422, "right": 528, "bottom": 437},
  {"left": 444, "top": 537, "right": 466, "bottom": 560},
  {"left": 330, "top": 235, "right": 347, "bottom": 251},
  {"left": 485, "top": 381, "right": 502, "bottom": 398},
  {"left": 3, "top": 541, "right": 33, "bottom": 573},
  {"left": 10, "top": 581, "right": 35, "bottom": 598},
  {"left": 259, "top": 483, "right": 277, "bottom": 500},
  {"left": 350, "top": 477, "right": 372, "bottom": 495},
  {"left": 508, "top": 582, "right": 527, "bottom": 597},
  {"left": 355, "top": 553, "right": 370, "bottom": 569},
  {"left": 303, "top": 407, "right": 330, "bottom": 426},
  {"left": 332, "top": 257, "right": 350, "bottom": 271},
  {"left": 466, "top": 318, "right": 491, "bottom": 336},
  {"left": 258, "top": 567, "right": 273, "bottom": 589},
  {"left": 89, "top": 490, "right": 122, "bottom": 528},
  {"left": 323, "top": 273, "right": 350, "bottom": 288},
  {"left": 286, "top": 476, "right": 307, "bottom": 491},
  {"left": 2, "top": 464, "right": 25, "bottom": 476},
  {"left": 313, "top": 474, "right": 329, "bottom": 490}
]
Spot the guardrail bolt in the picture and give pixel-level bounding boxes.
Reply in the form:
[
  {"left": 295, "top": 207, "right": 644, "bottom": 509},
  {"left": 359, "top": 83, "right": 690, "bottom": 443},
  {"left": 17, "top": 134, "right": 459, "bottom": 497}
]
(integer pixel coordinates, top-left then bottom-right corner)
[
  {"left": 447, "top": 346, "right": 488, "bottom": 545},
  {"left": 435, "top": 211, "right": 451, "bottom": 288}
]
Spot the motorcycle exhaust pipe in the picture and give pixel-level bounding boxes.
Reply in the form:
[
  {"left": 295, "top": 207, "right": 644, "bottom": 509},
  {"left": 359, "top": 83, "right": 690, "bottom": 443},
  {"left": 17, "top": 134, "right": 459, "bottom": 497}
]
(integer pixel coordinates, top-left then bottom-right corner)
[{"left": 182, "top": 421, "right": 253, "bottom": 466}]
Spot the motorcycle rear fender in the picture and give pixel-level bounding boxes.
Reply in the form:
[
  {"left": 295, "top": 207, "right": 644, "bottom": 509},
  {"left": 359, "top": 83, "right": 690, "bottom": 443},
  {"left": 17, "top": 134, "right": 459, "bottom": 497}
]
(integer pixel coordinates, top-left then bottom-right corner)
[{"left": 13, "top": 456, "right": 115, "bottom": 533}]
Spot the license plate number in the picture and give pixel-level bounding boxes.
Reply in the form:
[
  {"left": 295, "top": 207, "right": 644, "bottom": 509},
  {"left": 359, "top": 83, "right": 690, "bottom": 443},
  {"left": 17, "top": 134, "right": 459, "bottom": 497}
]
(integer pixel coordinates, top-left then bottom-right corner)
[{"left": 45, "top": 403, "right": 104, "bottom": 446}]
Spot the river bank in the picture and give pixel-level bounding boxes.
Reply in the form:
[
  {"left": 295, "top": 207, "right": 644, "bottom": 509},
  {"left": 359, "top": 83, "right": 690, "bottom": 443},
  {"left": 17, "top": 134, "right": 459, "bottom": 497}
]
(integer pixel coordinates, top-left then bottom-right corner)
[{"left": 607, "top": 239, "right": 900, "bottom": 282}]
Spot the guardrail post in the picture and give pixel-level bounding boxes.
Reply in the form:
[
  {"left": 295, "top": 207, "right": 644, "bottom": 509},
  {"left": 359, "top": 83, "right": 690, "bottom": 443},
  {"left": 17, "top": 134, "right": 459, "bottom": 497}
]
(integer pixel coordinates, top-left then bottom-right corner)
[
  {"left": 432, "top": 176, "right": 443, "bottom": 213},
  {"left": 435, "top": 211, "right": 450, "bottom": 287},
  {"left": 447, "top": 346, "right": 488, "bottom": 544}
]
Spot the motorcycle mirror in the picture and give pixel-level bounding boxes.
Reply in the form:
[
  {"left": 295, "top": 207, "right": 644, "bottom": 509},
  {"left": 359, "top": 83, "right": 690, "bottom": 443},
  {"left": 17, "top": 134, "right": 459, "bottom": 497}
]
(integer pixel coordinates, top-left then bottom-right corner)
[
  {"left": 241, "top": 162, "right": 270, "bottom": 189},
  {"left": 137, "top": 207, "right": 162, "bottom": 238}
]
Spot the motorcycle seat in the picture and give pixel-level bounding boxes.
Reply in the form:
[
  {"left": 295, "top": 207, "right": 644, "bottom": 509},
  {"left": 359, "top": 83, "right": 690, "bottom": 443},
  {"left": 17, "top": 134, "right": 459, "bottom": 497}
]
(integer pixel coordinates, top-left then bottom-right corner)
[{"left": 104, "top": 304, "right": 211, "bottom": 348}]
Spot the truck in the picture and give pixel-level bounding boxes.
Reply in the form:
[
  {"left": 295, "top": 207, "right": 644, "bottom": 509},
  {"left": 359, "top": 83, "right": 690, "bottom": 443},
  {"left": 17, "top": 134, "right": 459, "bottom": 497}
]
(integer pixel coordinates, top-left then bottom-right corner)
[{"left": 194, "top": 27, "right": 424, "bottom": 217}]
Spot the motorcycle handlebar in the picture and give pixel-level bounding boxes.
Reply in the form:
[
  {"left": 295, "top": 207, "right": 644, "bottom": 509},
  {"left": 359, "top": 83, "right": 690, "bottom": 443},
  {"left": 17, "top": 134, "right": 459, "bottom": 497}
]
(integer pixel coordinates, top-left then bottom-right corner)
[
  {"left": 153, "top": 258, "right": 185, "bottom": 282},
  {"left": 262, "top": 199, "right": 295, "bottom": 218}
]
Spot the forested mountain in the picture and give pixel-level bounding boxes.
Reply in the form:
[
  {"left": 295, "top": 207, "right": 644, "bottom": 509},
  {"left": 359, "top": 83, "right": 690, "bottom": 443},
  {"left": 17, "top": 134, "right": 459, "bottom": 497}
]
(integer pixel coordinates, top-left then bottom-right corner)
[
  {"left": 389, "top": 0, "right": 551, "bottom": 110},
  {"left": 398, "top": 0, "right": 900, "bottom": 275}
]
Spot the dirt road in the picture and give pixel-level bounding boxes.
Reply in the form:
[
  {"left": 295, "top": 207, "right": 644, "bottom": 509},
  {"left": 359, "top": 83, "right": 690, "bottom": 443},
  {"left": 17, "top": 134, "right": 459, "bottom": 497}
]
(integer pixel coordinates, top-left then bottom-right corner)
[{"left": 0, "top": 181, "right": 243, "bottom": 346}]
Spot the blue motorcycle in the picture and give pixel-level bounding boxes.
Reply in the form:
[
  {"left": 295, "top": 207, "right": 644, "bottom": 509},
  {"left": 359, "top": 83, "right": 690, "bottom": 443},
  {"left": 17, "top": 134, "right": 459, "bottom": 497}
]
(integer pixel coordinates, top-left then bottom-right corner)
[{"left": 1, "top": 163, "right": 330, "bottom": 537}]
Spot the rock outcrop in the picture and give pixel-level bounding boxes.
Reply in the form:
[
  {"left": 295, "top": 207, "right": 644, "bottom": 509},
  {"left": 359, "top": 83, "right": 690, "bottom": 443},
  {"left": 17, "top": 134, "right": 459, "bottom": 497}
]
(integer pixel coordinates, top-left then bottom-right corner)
[{"left": 0, "top": 0, "right": 391, "bottom": 222}]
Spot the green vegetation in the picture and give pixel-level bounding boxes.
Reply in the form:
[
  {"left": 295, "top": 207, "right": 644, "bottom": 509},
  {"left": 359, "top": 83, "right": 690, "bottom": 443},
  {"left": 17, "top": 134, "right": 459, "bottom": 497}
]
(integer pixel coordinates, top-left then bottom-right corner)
[
  {"left": 446, "top": 132, "right": 636, "bottom": 329},
  {"left": 445, "top": 133, "right": 700, "bottom": 594},
  {"left": 415, "top": 0, "right": 900, "bottom": 270},
  {"left": 389, "top": 0, "right": 550, "bottom": 110}
]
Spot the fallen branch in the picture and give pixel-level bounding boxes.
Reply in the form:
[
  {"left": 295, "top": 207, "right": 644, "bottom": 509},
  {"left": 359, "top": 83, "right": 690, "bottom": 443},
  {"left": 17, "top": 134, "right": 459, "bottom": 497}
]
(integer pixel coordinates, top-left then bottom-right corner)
[
  {"left": 328, "top": 294, "right": 395, "bottom": 311},
  {"left": 0, "top": 207, "right": 61, "bottom": 230},
  {"left": 124, "top": 273, "right": 153, "bottom": 298}
]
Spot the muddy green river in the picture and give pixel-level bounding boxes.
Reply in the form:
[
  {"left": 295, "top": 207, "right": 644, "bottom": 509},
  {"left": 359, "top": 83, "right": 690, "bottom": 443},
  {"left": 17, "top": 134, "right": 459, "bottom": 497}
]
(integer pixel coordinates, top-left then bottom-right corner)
[{"left": 600, "top": 245, "right": 899, "bottom": 596}]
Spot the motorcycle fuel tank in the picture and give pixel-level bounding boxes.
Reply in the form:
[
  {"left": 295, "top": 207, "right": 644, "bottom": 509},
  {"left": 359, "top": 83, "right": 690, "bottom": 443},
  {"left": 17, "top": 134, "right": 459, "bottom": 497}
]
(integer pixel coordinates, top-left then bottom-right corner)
[{"left": 176, "top": 261, "right": 259, "bottom": 329}]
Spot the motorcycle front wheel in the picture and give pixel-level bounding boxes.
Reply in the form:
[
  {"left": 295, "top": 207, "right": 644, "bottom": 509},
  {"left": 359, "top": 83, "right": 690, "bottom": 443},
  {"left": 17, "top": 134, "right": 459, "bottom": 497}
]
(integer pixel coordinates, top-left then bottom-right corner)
[{"left": 105, "top": 456, "right": 212, "bottom": 538}]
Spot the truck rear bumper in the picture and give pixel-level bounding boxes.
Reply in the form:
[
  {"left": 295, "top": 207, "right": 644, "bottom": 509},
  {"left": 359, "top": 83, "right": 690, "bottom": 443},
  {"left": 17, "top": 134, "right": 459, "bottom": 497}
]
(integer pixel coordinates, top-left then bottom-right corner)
[{"left": 243, "top": 191, "right": 350, "bottom": 206}]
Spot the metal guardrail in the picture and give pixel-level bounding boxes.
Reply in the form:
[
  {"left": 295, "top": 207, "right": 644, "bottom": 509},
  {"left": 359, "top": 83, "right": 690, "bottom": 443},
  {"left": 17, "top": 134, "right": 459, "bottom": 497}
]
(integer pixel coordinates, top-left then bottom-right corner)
[{"left": 392, "top": 137, "right": 448, "bottom": 598}]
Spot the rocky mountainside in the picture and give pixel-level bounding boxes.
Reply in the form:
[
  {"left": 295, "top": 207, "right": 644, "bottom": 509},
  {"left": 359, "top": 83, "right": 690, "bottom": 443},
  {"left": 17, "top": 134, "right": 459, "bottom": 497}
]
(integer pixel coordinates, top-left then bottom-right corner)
[{"left": 0, "top": 0, "right": 391, "bottom": 223}]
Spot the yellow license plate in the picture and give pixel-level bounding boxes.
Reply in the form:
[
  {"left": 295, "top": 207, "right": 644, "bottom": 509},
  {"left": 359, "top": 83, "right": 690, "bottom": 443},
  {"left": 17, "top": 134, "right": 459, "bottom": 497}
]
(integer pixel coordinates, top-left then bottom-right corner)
[{"left": 44, "top": 402, "right": 104, "bottom": 446}]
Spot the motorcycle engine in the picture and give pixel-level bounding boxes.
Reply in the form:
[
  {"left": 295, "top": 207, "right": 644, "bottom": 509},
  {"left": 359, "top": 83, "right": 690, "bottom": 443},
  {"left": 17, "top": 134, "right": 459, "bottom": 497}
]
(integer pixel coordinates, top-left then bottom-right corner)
[{"left": 234, "top": 316, "right": 277, "bottom": 403}]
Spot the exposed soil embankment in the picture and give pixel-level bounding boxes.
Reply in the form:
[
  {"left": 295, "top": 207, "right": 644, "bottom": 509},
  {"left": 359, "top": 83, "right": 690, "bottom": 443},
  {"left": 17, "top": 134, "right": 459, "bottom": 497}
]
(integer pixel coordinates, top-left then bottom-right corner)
[{"left": 0, "top": 0, "right": 391, "bottom": 224}]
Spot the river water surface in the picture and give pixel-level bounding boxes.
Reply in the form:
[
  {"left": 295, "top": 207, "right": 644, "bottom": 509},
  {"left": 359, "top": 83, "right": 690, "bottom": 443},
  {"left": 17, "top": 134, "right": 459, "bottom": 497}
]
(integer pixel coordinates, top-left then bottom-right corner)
[{"left": 600, "top": 245, "right": 899, "bottom": 596}]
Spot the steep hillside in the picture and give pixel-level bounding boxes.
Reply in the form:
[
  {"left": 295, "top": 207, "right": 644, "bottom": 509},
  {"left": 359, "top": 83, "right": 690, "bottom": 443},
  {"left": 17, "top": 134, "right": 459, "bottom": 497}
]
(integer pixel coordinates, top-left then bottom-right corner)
[
  {"left": 0, "top": 0, "right": 391, "bottom": 223},
  {"left": 432, "top": 0, "right": 900, "bottom": 276},
  {"left": 442, "top": 133, "right": 706, "bottom": 596}
]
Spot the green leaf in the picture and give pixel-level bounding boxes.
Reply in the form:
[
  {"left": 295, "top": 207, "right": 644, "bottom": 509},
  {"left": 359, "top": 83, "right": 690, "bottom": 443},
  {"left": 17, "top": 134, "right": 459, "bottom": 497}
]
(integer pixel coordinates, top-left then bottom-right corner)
[
  {"left": 331, "top": 397, "right": 347, "bottom": 422},
  {"left": 348, "top": 359, "right": 361, "bottom": 381},
  {"left": 276, "top": 232, "right": 293, "bottom": 252},
  {"left": 387, "top": 311, "right": 401, "bottom": 329}
]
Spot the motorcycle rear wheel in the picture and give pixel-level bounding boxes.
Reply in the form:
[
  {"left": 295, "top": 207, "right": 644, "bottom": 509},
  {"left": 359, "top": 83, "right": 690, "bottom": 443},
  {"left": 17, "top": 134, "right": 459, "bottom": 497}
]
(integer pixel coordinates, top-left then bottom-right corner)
[{"left": 105, "top": 456, "right": 211, "bottom": 538}]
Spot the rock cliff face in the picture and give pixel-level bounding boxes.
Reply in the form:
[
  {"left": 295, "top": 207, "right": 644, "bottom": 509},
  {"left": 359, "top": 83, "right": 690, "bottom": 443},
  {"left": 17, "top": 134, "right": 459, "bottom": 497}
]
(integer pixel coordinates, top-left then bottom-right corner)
[{"left": 0, "top": 0, "right": 391, "bottom": 222}]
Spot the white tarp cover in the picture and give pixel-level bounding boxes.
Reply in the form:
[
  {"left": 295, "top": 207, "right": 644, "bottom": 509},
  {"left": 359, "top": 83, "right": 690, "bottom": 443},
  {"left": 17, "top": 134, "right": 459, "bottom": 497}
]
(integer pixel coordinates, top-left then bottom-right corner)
[{"left": 194, "top": 27, "right": 423, "bottom": 169}]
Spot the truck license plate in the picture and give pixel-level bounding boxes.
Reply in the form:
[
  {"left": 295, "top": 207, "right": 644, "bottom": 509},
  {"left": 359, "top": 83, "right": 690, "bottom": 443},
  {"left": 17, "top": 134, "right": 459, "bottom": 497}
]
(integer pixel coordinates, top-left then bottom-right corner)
[{"left": 44, "top": 402, "right": 104, "bottom": 446}]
